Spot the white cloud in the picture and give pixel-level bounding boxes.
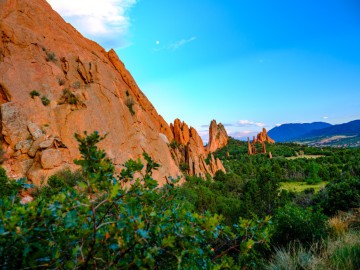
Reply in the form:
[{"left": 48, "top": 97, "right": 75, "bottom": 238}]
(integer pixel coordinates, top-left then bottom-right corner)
[
  {"left": 169, "top": 37, "right": 197, "bottom": 50},
  {"left": 237, "top": 120, "right": 265, "bottom": 128},
  {"left": 323, "top": 116, "right": 329, "bottom": 119},
  {"left": 228, "top": 130, "right": 257, "bottom": 140},
  {"left": 47, "top": 0, "right": 137, "bottom": 49}
]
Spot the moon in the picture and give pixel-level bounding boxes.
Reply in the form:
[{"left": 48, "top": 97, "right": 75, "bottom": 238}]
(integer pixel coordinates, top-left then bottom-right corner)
[{"left": 156, "top": 40, "right": 160, "bottom": 45}]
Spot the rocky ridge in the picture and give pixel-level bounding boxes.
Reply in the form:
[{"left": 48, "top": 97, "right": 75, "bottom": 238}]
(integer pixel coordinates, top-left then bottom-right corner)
[
  {"left": 0, "top": 0, "right": 180, "bottom": 184},
  {"left": 169, "top": 119, "right": 226, "bottom": 178},
  {"left": 0, "top": 0, "right": 228, "bottom": 184}
]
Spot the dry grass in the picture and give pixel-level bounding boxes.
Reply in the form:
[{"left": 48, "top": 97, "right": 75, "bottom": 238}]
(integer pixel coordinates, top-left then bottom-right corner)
[
  {"left": 285, "top": 155, "right": 324, "bottom": 160},
  {"left": 268, "top": 210, "right": 360, "bottom": 270},
  {"left": 329, "top": 216, "right": 349, "bottom": 236}
]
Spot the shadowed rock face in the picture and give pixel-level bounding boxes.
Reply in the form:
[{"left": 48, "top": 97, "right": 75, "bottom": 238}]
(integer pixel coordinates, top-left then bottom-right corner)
[
  {"left": 0, "top": 0, "right": 180, "bottom": 184},
  {"left": 206, "top": 120, "right": 229, "bottom": 153},
  {"left": 170, "top": 119, "right": 226, "bottom": 178}
]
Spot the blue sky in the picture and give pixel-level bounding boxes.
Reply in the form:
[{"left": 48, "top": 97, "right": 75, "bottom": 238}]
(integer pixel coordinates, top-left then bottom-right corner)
[{"left": 48, "top": 0, "right": 360, "bottom": 141}]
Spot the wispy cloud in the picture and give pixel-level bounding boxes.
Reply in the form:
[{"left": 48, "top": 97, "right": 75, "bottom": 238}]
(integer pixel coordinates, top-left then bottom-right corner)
[
  {"left": 47, "top": 0, "right": 137, "bottom": 49},
  {"left": 153, "top": 36, "right": 197, "bottom": 52},
  {"left": 228, "top": 130, "right": 257, "bottom": 140},
  {"left": 236, "top": 120, "right": 265, "bottom": 128},
  {"left": 169, "top": 37, "right": 197, "bottom": 50},
  {"left": 323, "top": 116, "right": 329, "bottom": 119}
]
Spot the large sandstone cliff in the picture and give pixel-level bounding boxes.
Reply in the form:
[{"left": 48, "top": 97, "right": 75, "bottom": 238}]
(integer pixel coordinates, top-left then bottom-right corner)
[
  {"left": 169, "top": 119, "right": 226, "bottom": 178},
  {"left": 0, "top": 0, "right": 179, "bottom": 184}
]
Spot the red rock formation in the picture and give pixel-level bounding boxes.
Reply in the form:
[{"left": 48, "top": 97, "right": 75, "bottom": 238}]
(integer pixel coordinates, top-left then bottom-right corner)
[
  {"left": 169, "top": 119, "right": 226, "bottom": 177},
  {"left": 248, "top": 129, "right": 274, "bottom": 156},
  {"left": 256, "top": 128, "right": 275, "bottom": 144},
  {"left": 170, "top": 119, "right": 190, "bottom": 145},
  {"left": 0, "top": 0, "right": 180, "bottom": 184},
  {"left": 247, "top": 137, "right": 253, "bottom": 155},
  {"left": 206, "top": 120, "right": 229, "bottom": 153}
]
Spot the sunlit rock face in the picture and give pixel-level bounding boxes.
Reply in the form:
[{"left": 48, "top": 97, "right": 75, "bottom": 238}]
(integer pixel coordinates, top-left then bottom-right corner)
[
  {"left": 0, "top": 0, "right": 181, "bottom": 184},
  {"left": 170, "top": 119, "right": 226, "bottom": 178}
]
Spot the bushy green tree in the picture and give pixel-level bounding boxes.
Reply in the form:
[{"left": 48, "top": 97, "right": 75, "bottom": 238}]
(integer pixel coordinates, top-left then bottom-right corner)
[
  {"left": 316, "top": 177, "right": 360, "bottom": 215},
  {"left": 272, "top": 203, "right": 328, "bottom": 247}
]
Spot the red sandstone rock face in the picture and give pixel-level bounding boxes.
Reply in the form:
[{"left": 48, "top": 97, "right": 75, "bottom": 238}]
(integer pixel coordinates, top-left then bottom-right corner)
[
  {"left": 256, "top": 128, "right": 275, "bottom": 144},
  {"left": 0, "top": 0, "right": 180, "bottom": 184},
  {"left": 206, "top": 120, "right": 229, "bottom": 153},
  {"left": 169, "top": 119, "right": 226, "bottom": 177}
]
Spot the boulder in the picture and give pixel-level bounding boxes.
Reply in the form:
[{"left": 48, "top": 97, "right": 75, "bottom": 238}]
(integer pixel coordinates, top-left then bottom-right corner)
[
  {"left": 15, "top": 140, "right": 33, "bottom": 154},
  {"left": 41, "top": 149, "right": 62, "bottom": 169}
]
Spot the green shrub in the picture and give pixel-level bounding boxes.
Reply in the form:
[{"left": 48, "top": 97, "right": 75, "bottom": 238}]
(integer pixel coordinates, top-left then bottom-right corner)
[
  {"left": 180, "top": 162, "right": 189, "bottom": 172},
  {"left": 317, "top": 177, "right": 360, "bottom": 215},
  {"left": 240, "top": 165, "right": 282, "bottom": 218},
  {"left": 45, "top": 51, "right": 57, "bottom": 62},
  {"left": 37, "top": 169, "right": 83, "bottom": 198},
  {"left": 41, "top": 96, "right": 50, "bottom": 106},
  {"left": 169, "top": 139, "right": 179, "bottom": 149},
  {"left": 29, "top": 90, "right": 40, "bottom": 99},
  {"left": 59, "top": 89, "right": 79, "bottom": 105},
  {"left": 272, "top": 203, "right": 328, "bottom": 246},
  {"left": 0, "top": 167, "right": 31, "bottom": 200},
  {"left": 125, "top": 96, "right": 135, "bottom": 115}
]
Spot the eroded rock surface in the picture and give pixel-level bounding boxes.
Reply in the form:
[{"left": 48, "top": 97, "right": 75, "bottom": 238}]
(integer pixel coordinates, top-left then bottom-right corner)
[
  {"left": 206, "top": 120, "right": 229, "bottom": 153},
  {"left": 169, "top": 119, "right": 226, "bottom": 178},
  {"left": 0, "top": 0, "right": 180, "bottom": 184}
]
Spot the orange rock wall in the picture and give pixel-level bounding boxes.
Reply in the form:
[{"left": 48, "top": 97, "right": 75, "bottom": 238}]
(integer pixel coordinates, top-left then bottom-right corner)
[{"left": 0, "top": 0, "right": 180, "bottom": 184}]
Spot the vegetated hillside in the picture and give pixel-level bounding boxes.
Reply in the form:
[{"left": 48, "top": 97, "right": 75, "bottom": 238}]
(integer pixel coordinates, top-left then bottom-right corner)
[
  {"left": 303, "top": 119, "right": 360, "bottom": 138},
  {"left": 298, "top": 120, "right": 360, "bottom": 147},
  {"left": 268, "top": 122, "right": 332, "bottom": 142}
]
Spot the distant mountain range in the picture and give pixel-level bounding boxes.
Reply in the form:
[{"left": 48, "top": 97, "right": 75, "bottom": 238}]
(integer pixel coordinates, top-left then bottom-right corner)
[
  {"left": 268, "top": 122, "right": 332, "bottom": 142},
  {"left": 268, "top": 120, "right": 360, "bottom": 147}
]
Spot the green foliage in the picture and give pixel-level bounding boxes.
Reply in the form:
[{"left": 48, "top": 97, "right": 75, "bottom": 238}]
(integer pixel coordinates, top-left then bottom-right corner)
[
  {"left": 329, "top": 236, "right": 360, "bottom": 270},
  {"left": 0, "top": 168, "right": 31, "bottom": 200},
  {"left": 45, "top": 51, "right": 57, "bottom": 62},
  {"left": 0, "top": 131, "right": 271, "bottom": 269},
  {"left": 125, "top": 95, "right": 135, "bottom": 115},
  {"left": 37, "top": 169, "right": 84, "bottom": 198},
  {"left": 268, "top": 231, "right": 360, "bottom": 270},
  {"left": 41, "top": 96, "right": 50, "bottom": 106},
  {"left": 180, "top": 162, "right": 189, "bottom": 172},
  {"left": 59, "top": 88, "right": 80, "bottom": 105},
  {"left": 181, "top": 174, "right": 244, "bottom": 225},
  {"left": 215, "top": 138, "right": 360, "bottom": 184},
  {"left": 272, "top": 203, "right": 328, "bottom": 246},
  {"left": 316, "top": 177, "right": 360, "bottom": 215},
  {"left": 241, "top": 165, "right": 283, "bottom": 218},
  {"left": 306, "top": 161, "right": 321, "bottom": 184},
  {"left": 169, "top": 139, "right": 179, "bottom": 149},
  {"left": 29, "top": 90, "right": 40, "bottom": 99}
]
